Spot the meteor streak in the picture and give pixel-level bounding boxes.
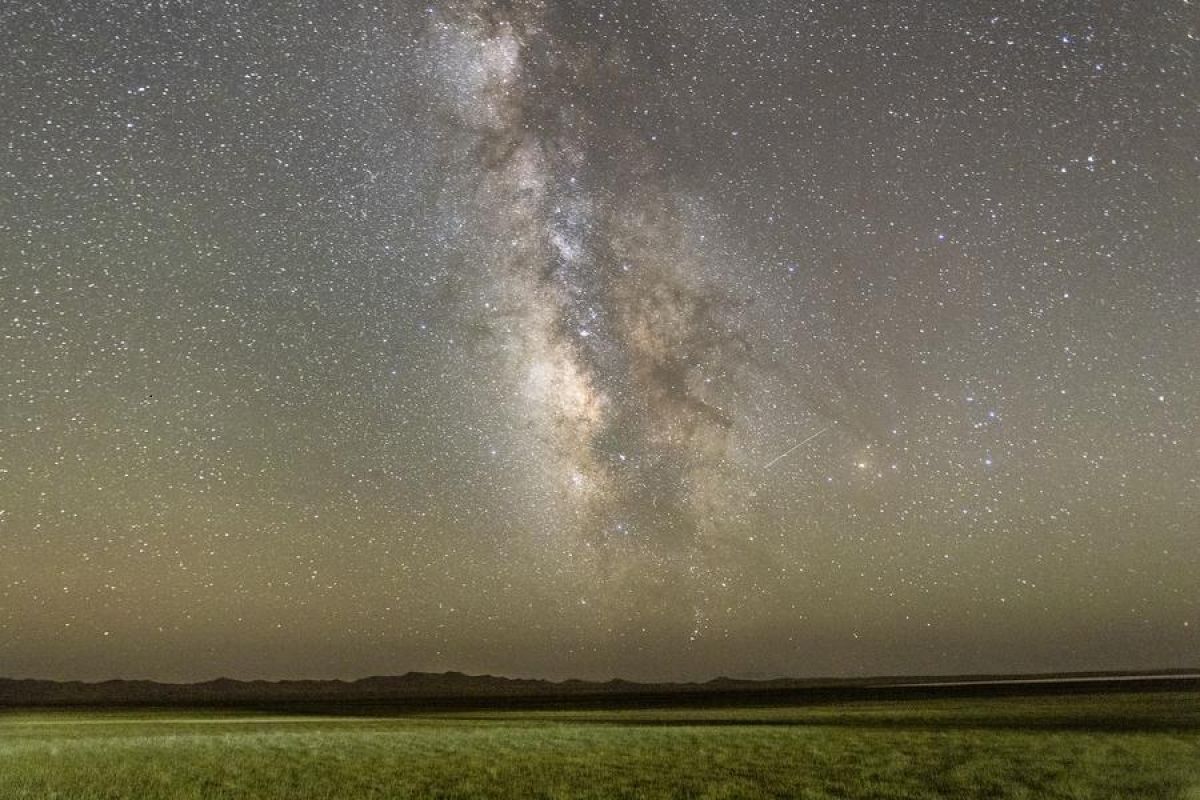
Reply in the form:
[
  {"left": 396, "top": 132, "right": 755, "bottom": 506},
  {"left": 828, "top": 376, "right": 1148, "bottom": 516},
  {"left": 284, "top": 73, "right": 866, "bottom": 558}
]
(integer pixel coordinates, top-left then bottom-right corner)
[{"left": 763, "top": 427, "right": 830, "bottom": 470}]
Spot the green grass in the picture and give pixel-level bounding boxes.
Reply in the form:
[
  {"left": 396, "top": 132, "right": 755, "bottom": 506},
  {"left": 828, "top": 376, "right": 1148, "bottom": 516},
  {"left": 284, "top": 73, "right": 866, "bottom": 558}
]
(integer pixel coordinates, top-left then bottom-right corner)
[{"left": 2, "top": 692, "right": 1199, "bottom": 798}]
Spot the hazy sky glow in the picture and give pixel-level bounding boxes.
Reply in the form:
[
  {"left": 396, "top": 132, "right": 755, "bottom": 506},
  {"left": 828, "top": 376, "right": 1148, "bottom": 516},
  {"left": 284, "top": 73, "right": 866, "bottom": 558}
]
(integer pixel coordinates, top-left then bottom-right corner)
[{"left": 1, "top": 1, "right": 1197, "bottom": 682}]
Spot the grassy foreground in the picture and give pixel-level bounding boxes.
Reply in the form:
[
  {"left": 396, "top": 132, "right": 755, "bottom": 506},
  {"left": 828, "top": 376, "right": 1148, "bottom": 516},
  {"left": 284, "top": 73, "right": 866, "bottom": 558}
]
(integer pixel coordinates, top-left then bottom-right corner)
[{"left": 1, "top": 692, "right": 1199, "bottom": 799}]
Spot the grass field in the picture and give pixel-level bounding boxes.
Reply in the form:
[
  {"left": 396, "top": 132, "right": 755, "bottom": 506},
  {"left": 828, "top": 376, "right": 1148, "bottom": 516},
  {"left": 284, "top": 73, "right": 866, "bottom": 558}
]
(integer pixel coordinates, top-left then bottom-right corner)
[{"left": 2, "top": 692, "right": 1199, "bottom": 799}]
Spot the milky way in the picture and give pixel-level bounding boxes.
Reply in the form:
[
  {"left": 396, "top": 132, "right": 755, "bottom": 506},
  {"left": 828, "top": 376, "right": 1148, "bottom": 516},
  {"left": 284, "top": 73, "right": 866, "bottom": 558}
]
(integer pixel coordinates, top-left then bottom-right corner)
[
  {"left": 0, "top": 1, "right": 1196, "bottom": 681},
  {"left": 433, "top": 1, "right": 752, "bottom": 559}
]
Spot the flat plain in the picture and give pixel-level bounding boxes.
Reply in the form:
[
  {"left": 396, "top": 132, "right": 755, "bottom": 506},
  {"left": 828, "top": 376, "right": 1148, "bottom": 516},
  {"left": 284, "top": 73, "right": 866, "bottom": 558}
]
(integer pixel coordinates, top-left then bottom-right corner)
[{"left": 2, "top": 691, "right": 1199, "bottom": 799}]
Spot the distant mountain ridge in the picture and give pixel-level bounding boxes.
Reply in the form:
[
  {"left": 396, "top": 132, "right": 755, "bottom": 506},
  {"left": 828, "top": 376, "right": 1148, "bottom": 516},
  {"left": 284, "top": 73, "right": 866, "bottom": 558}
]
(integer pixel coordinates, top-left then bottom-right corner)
[{"left": 2, "top": 669, "right": 1197, "bottom": 708}]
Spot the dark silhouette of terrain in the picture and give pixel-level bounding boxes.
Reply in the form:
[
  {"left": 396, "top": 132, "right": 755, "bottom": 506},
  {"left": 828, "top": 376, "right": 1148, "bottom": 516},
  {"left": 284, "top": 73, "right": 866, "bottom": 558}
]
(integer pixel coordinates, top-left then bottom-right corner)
[{"left": 1, "top": 669, "right": 1197, "bottom": 711}]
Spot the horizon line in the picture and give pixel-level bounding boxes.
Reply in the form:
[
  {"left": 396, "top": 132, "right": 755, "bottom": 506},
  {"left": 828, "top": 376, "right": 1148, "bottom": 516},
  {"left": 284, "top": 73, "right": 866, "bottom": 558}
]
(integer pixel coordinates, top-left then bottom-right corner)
[{"left": 5, "top": 666, "right": 1199, "bottom": 688}]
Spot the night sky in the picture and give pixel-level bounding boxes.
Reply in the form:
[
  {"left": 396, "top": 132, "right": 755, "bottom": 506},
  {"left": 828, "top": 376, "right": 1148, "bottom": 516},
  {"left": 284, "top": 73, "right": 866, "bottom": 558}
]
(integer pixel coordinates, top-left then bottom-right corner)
[{"left": 1, "top": 1, "right": 1197, "bottom": 683}]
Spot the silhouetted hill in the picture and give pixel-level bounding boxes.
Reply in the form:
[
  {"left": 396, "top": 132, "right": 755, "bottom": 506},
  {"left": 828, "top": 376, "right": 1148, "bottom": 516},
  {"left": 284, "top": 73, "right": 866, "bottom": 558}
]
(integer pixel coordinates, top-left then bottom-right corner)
[{"left": 1, "top": 669, "right": 1196, "bottom": 710}]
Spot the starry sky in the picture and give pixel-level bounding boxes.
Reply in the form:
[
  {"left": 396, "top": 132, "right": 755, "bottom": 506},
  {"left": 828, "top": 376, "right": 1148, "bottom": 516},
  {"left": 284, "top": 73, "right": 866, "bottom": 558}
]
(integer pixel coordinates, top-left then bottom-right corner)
[{"left": 1, "top": 1, "right": 1197, "bottom": 683}]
